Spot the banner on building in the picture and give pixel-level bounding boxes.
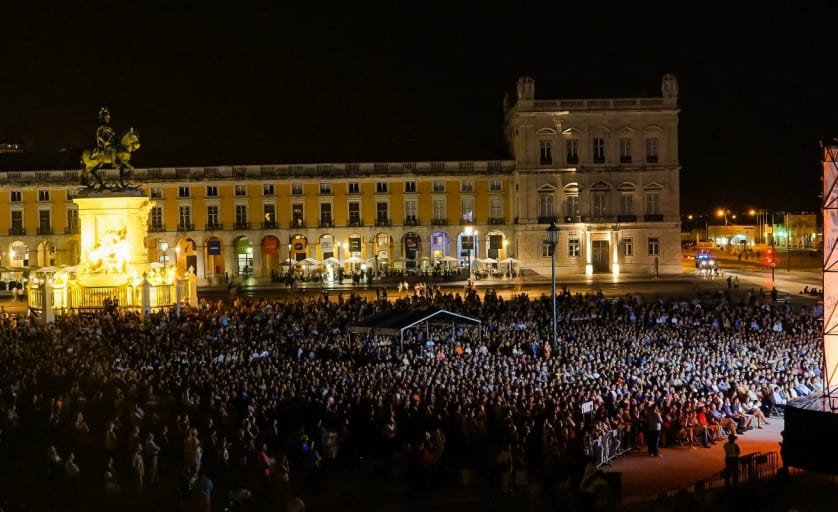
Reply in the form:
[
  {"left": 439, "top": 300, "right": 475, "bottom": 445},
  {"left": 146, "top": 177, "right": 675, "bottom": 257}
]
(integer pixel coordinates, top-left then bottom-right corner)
[{"left": 207, "top": 240, "right": 221, "bottom": 255}]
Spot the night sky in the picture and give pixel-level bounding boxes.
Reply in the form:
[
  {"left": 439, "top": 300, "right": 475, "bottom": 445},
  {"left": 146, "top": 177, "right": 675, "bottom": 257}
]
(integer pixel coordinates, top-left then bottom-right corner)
[{"left": 2, "top": 3, "right": 836, "bottom": 214}]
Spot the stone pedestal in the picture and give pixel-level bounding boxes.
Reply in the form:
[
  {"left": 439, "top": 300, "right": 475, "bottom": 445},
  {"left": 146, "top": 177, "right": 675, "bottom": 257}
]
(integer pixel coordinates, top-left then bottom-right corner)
[{"left": 73, "top": 190, "right": 153, "bottom": 286}]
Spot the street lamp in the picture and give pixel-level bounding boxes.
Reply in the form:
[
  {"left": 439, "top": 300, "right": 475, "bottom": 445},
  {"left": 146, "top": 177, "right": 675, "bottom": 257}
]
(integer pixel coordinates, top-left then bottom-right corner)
[
  {"left": 160, "top": 241, "right": 169, "bottom": 267},
  {"left": 464, "top": 226, "right": 474, "bottom": 279},
  {"left": 546, "top": 221, "right": 559, "bottom": 348},
  {"left": 341, "top": 241, "right": 348, "bottom": 282},
  {"left": 716, "top": 208, "right": 729, "bottom": 247}
]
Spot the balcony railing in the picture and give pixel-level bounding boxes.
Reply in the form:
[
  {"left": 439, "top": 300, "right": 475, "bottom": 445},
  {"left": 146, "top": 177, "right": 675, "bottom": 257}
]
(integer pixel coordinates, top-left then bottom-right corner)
[
  {"left": 581, "top": 216, "right": 616, "bottom": 223},
  {"left": 620, "top": 156, "right": 632, "bottom": 163},
  {"left": 562, "top": 216, "right": 581, "bottom": 223},
  {"left": 37, "top": 226, "right": 54, "bottom": 235},
  {"left": 262, "top": 221, "right": 277, "bottom": 229},
  {"left": 537, "top": 216, "right": 557, "bottom": 224},
  {"left": 644, "top": 214, "right": 664, "bottom": 222},
  {"left": 318, "top": 220, "right": 333, "bottom": 228},
  {"left": 8, "top": 227, "right": 26, "bottom": 236},
  {"left": 646, "top": 156, "right": 659, "bottom": 163},
  {"left": 375, "top": 218, "right": 391, "bottom": 227},
  {"left": 65, "top": 225, "right": 80, "bottom": 234},
  {"left": 290, "top": 219, "right": 306, "bottom": 228},
  {"left": 205, "top": 223, "right": 224, "bottom": 231},
  {"left": 567, "top": 156, "right": 579, "bottom": 165},
  {"left": 234, "top": 222, "right": 251, "bottom": 230},
  {"left": 616, "top": 215, "right": 637, "bottom": 223},
  {"left": 488, "top": 217, "right": 505, "bottom": 225},
  {"left": 148, "top": 224, "right": 167, "bottom": 233},
  {"left": 404, "top": 217, "right": 418, "bottom": 226},
  {"left": 348, "top": 219, "right": 363, "bottom": 227},
  {"left": 431, "top": 218, "right": 448, "bottom": 225},
  {"left": 177, "top": 223, "right": 195, "bottom": 232}
]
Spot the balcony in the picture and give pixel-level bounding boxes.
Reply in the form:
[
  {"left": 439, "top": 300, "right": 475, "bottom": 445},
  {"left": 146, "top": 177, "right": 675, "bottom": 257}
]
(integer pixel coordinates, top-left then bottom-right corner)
[
  {"left": 646, "top": 156, "right": 659, "bottom": 163},
  {"left": 540, "top": 157, "right": 552, "bottom": 165},
  {"left": 205, "top": 223, "right": 224, "bottom": 231},
  {"left": 148, "top": 224, "right": 167, "bottom": 233},
  {"left": 234, "top": 222, "right": 251, "bottom": 230},
  {"left": 620, "top": 156, "right": 633, "bottom": 164},
  {"left": 404, "top": 217, "right": 418, "bottom": 226},
  {"left": 581, "top": 216, "right": 616, "bottom": 224},
  {"left": 562, "top": 216, "right": 582, "bottom": 223},
  {"left": 459, "top": 218, "right": 475, "bottom": 225},
  {"left": 644, "top": 214, "right": 664, "bottom": 222},
  {"left": 65, "top": 225, "right": 80, "bottom": 234},
  {"left": 8, "top": 227, "right": 26, "bottom": 236},
  {"left": 488, "top": 217, "right": 505, "bottom": 225},
  {"left": 617, "top": 215, "right": 637, "bottom": 223},
  {"left": 37, "top": 226, "right": 54, "bottom": 235},
  {"left": 318, "top": 220, "right": 333, "bottom": 228},
  {"left": 431, "top": 218, "right": 448, "bottom": 226},
  {"left": 567, "top": 156, "right": 579, "bottom": 165},
  {"left": 537, "top": 216, "right": 557, "bottom": 225},
  {"left": 375, "top": 218, "right": 391, "bottom": 227},
  {"left": 348, "top": 219, "right": 363, "bottom": 227},
  {"left": 290, "top": 219, "right": 306, "bottom": 228},
  {"left": 177, "top": 223, "right": 195, "bottom": 232},
  {"left": 262, "top": 221, "right": 277, "bottom": 229}
]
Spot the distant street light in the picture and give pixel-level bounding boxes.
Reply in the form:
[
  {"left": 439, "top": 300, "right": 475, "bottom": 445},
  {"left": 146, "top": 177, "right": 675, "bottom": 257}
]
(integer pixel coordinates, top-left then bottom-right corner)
[
  {"left": 546, "top": 222, "right": 559, "bottom": 348},
  {"left": 464, "top": 226, "right": 475, "bottom": 279}
]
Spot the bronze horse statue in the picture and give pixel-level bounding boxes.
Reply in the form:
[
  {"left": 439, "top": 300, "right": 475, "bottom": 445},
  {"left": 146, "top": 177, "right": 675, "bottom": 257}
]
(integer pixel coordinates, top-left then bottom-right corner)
[{"left": 80, "top": 128, "right": 141, "bottom": 189}]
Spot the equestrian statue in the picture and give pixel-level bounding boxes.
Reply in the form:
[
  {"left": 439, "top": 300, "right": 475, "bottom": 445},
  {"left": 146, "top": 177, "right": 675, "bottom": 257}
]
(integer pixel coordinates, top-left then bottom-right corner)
[{"left": 80, "top": 107, "right": 141, "bottom": 190}]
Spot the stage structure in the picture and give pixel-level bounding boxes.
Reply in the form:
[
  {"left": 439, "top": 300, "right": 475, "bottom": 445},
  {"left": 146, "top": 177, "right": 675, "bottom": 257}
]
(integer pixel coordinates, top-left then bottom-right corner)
[
  {"left": 27, "top": 107, "right": 194, "bottom": 321},
  {"left": 782, "top": 140, "right": 838, "bottom": 474}
]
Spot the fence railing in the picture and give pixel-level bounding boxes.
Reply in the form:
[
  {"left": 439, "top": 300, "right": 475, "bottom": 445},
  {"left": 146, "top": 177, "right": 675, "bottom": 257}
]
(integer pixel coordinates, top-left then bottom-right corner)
[
  {"left": 622, "top": 451, "right": 781, "bottom": 510},
  {"left": 29, "top": 281, "right": 178, "bottom": 313},
  {"left": 586, "top": 426, "right": 632, "bottom": 467}
]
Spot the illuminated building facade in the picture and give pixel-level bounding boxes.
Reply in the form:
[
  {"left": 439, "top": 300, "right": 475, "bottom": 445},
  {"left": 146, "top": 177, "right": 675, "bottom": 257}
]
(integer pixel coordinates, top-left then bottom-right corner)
[
  {"left": 0, "top": 75, "right": 680, "bottom": 282},
  {"left": 506, "top": 74, "right": 681, "bottom": 276}
]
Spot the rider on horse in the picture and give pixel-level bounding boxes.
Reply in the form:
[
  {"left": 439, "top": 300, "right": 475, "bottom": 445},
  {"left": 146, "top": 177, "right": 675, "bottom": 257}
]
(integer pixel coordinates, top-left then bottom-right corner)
[{"left": 92, "top": 106, "right": 116, "bottom": 164}]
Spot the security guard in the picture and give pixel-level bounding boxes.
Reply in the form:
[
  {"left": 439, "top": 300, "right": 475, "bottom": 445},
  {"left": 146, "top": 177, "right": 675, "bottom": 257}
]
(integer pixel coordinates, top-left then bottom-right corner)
[{"left": 724, "top": 433, "right": 741, "bottom": 489}]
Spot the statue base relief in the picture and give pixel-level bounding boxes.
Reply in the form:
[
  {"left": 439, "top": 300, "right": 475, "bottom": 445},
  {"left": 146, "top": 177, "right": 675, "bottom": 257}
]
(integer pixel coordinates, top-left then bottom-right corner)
[{"left": 73, "top": 191, "right": 155, "bottom": 286}]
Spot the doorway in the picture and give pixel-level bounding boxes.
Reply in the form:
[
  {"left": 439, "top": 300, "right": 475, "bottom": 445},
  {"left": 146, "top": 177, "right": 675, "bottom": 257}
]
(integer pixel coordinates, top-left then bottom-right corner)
[{"left": 591, "top": 240, "right": 610, "bottom": 273}]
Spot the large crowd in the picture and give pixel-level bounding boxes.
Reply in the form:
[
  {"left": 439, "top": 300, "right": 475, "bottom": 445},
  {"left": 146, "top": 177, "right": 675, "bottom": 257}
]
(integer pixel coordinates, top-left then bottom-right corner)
[{"left": 0, "top": 285, "right": 825, "bottom": 511}]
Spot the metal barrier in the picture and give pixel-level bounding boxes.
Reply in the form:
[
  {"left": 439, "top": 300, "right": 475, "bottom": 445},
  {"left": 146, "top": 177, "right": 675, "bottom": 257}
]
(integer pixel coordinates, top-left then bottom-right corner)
[
  {"left": 623, "top": 451, "right": 782, "bottom": 510},
  {"left": 29, "top": 280, "right": 177, "bottom": 314},
  {"left": 587, "top": 426, "right": 632, "bottom": 467}
]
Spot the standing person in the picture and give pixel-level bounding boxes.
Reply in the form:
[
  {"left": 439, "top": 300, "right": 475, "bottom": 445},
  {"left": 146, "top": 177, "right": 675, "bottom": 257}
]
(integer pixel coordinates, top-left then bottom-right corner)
[
  {"left": 130, "top": 444, "right": 145, "bottom": 495},
  {"left": 193, "top": 470, "right": 214, "bottom": 512},
  {"left": 145, "top": 432, "right": 161, "bottom": 486},
  {"left": 724, "top": 433, "right": 741, "bottom": 489},
  {"left": 646, "top": 404, "right": 662, "bottom": 457},
  {"left": 65, "top": 451, "right": 81, "bottom": 508},
  {"left": 46, "top": 445, "right": 63, "bottom": 502}
]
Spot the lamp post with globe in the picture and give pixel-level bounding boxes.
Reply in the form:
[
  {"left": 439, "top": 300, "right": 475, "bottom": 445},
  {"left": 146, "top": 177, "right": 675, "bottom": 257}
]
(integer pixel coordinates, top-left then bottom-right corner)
[{"left": 546, "top": 221, "right": 559, "bottom": 347}]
